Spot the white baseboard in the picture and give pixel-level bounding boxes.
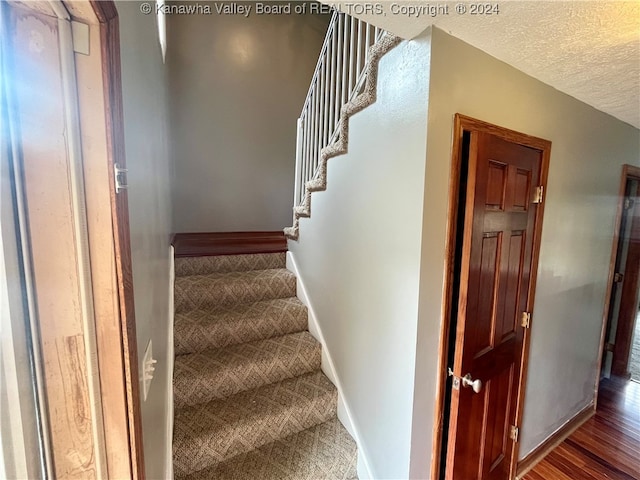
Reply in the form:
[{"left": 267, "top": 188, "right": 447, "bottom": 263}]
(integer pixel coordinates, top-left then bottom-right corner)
[
  {"left": 286, "top": 251, "right": 375, "bottom": 480},
  {"left": 165, "top": 245, "right": 175, "bottom": 480}
]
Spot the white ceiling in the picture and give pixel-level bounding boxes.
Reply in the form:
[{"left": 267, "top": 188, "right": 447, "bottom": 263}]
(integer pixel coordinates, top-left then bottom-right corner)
[{"left": 327, "top": 1, "right": 640, "bottom": 128}]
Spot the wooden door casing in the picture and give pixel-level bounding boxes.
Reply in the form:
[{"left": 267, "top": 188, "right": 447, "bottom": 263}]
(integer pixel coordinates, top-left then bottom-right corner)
[
  {"left": 440, "top": 116, "right": 551, "bottom": 480},
  {"left": 597, "top": 165, "right": 640, "bottom": 402},
  {"left": 611, "top": 186, "right": 640, "bottom": 377},
  {"left": 602, "top": 180, "right": 636, "bottom": 378},
  {"left": 3, "top": 1, "right": 145, "bottom": 478},
  {"left": 6, "top": 5, "right": 100, "bottom": 476},
  {"left": 89, "top": 2, "right": 145, "bottom": 477}
]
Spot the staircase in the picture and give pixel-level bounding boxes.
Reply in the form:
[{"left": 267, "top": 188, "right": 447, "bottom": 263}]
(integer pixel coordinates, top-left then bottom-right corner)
[
  {"left": 172, "top": 250, "right": 358, "bottom": 479},
  {"left": 171, "top": 10, "right": 403, "bottom": 478},
  {"left": 284, "top": 11, "right": 400, "bottom": 240}
]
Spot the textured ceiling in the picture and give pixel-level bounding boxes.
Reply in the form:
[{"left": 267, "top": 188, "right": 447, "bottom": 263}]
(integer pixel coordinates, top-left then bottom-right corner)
[{"left": 327, "top": 1, "right": 640, "bottom": 128}]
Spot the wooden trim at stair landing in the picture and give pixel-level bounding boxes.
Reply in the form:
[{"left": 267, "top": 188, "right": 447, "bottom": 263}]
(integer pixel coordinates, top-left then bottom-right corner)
[{"left": 173, "top": 232, "right": 288, "bottom": 257}]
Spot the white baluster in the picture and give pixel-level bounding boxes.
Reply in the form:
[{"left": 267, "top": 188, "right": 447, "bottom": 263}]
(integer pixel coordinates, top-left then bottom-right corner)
[{"left": 292, "top": 13, "right": 387, "bottom": 208}]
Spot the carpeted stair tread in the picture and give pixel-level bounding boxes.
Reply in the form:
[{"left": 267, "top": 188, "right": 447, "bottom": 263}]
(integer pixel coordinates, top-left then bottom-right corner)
[
  {"left": 174, "top": 297, "right": 308, "bottom": 355},
  {"left": 174, "top": 331, "right": 321, "bottom": 408},
  {"left": 173, "top": 370, "right": 337, "bottom": 477},
  {"left": 175, "top": 252, "right": 286, "bottom": 277},
  {"left": 176, "top": 417, "right": 357, "bottom": 480},
  {"left": 175, "top": 268, "right": 296, "bottom": 313}
]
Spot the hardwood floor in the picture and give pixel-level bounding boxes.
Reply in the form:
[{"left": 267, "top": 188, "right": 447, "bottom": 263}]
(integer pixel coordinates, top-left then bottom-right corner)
[
  {"left": 629, "top": 312, "right": 640, "bottom": 382},
  {"left": 523, "top": 377, "right": 640, "bottom": 480}
]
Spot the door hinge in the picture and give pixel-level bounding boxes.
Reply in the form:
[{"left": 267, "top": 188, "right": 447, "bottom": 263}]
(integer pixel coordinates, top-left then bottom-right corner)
[
  {"left": 605, "top": 342, "right": 615, "bottom": 352},
  {"left": 521, "top": 312, "right": 531, "bottom": 329},
  {"left": 624, "top": 198, "right": 635, "bottom": 210},
  {"left": 510, "top": 425, "right": 519, "bottom": 442},
  {"left": 532, "top": 186, "right": 544, "bottom": 204},
  {"left": 114, "top": 163, "right": 128, "bottom": 194},
  {"left": 614, "top": 272, "right": 624, "bottom": 283}
]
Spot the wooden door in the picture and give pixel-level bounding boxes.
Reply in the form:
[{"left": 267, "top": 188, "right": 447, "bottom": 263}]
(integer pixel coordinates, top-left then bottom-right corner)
[
  {"left": 446, "top": 131, "right": 544, "bottom": 480},
  {"left": 3, "top": 4, "right": 109, "bottom": 477},
  {"left": 611, "top": 183, "right": 640, "bottom": 377},
  {"left": 2, "top": 1, "right": 144, "bottom": 478},
  {"left": 90, "top": 3, "right": 146, "bottom": 477}
]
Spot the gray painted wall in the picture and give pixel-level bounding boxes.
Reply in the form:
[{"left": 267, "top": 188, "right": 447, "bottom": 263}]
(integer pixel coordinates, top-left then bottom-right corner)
[
  {"left": 288, "top": 34, "right": 432, "bottom": 480},
  {"left": 289, "top": 26, "right": 639, "bottom": 479},
  {"left": 411, "top": 27, "right": 640, "bottom": 477},
  {"left": 118, "top": 3, "right": 173, "bottom": 478},
  {"left": 168, "top": 7, "right": 329, "bottom": 233}
]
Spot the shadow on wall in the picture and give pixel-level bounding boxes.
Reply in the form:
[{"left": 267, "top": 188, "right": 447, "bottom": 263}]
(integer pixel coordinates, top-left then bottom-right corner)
[{"left": 167, "top": 6, "right": 331, "bottom": 233}]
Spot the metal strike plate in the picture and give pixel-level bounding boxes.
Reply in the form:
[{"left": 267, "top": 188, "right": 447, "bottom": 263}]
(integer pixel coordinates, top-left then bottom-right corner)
[
  {"left": 448, "top": 368, "right": 460, "bottom": 390},
  {"left": 449, "top": 368, "right": 482, "bottom": 393},
  {"left": 114, "top": 163, "right": 128, "bottom": 193}
]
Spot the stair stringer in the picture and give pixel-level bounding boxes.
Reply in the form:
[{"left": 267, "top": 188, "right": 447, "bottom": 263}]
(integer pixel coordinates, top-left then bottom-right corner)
[
  {"left": 286, "top": 251, "right": 374, "bottom": 480},
  {"left": 284, "top": 33, "right": 402, "bottom": 241}
]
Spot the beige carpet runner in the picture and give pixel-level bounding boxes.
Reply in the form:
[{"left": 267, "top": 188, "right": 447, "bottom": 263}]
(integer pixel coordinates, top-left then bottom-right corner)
[{"left": 173, "top": 252, "right": 358, "bottom": 479}]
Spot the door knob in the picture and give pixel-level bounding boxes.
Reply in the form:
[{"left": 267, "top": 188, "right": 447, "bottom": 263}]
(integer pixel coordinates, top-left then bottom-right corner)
[{"left": 462, "top": 374, "right": 483, "bottom": 393}]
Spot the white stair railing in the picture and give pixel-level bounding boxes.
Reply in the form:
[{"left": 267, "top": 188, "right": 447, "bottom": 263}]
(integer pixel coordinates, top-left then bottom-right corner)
[{"left": 293, "top": 11, "right": 385, "bottom": 207}]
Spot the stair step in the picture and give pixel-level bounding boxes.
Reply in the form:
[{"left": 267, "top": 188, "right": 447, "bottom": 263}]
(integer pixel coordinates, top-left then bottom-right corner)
[
  {"left": 175, "top": 252, "right": 286, "bottom": 277},
  {"left": 175, "top": 268, "right": 296, "bottom": 313},
  {"left": 174, "top": 297, "right": 308, "bottom": 355},
  {"left": 174, "top": 332, "right": 321, "bottom": 408},
  {"left": 175, "top": 417, "right": 357, "bottom": 480},
  {"left": 173, "top": 370, "right": 337, "bottom": 477}
]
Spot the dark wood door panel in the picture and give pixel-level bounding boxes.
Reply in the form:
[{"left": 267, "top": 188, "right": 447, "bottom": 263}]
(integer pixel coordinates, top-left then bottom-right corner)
[
  {"left": 473, "top": 338, "right": 517, "bottom": 379},
  {"left": 497, "top": 232, "right": 525, "bottom": 341},
  {"left": 612, "top": 190, "right": 640, "bottom": 377},
  {"left": 485, "top": 365, "right": 515, "bottom": 478},
  {"left": 446, "top": 128, "right": 546, "bottom": 480},
  {"left": 470, "top": 232, "right": 502, "bottom": 353}
]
